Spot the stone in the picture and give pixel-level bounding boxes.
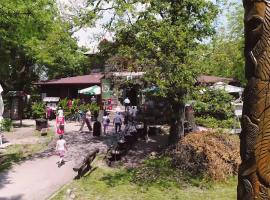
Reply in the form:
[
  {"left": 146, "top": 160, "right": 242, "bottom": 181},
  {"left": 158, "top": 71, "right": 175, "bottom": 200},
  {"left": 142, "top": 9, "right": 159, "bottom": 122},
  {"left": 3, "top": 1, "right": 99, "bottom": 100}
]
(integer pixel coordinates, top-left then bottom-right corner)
[
  {"left": 66, "top": 189, "right": 72, "bottom": 196},
  {"left": 70, "top": 193, "right": 76, "bottom": 199}
]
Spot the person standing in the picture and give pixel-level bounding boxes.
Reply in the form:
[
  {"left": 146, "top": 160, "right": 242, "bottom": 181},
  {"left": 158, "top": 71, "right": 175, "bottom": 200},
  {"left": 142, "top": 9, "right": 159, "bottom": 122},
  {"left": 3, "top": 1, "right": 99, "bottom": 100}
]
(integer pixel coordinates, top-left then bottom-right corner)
[
  {"left": 46, "top": 106, "right": 52, "bottom": 120},
  {"left": 56, "top": 108, "right": 65, "bottom": 135},
  {"left": 113, "top": 112, "right": 122, "bottom": 134},
  {"left": 102, "top": 113, "right": 110, "bottom": 135},
  {"left": 123, "top": 111, "right": 129, "bottom": 126},
  {"left": 131, "top": 106, "right": 137, "bottom": 122},
  {"left": 91, "top": 96, "right": 96, "bottom": 104},
  {"left": 79, "top": 109, "right": 92, "bottom": 132},
  {"left": 56, "top": 135, "right": 68, "bottom": 167},
  {"left": 67, "top": 99, "right": 72, "bottom": 109},
  {"left": 123, "top": 97, "right": 130, "bottom": 111}
]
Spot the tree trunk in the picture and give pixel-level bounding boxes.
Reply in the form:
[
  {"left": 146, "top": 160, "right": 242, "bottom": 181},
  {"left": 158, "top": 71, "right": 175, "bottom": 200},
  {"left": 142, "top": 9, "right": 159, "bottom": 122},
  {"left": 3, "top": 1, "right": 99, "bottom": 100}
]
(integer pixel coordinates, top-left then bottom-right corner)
[{"left": 168, "top": 103, "right": 185, "bottom": 145}]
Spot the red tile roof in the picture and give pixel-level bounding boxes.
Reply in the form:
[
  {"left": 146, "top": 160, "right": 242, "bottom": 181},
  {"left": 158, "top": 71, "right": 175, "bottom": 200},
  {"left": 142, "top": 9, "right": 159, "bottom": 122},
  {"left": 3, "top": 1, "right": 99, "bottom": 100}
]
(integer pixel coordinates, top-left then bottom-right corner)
[{"left": 36, "top": 73, "right": 104, "bottom": 85}]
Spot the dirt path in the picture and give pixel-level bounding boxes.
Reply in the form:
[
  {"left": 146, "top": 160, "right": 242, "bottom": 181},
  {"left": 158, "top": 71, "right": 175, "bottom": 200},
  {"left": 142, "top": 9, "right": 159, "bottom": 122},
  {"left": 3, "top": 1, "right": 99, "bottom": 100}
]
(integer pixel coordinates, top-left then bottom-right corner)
[
  {"left": 0, "top": 120, "right": 117, "bottom": 200},
  {"left": 0, "top": 155, "right": 76, "bottom": 200}
]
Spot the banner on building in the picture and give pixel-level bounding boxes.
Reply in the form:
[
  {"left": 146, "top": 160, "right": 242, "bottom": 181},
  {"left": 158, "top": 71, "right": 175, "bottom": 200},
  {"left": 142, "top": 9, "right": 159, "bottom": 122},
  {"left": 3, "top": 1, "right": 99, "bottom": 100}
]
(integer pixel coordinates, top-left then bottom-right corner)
[{"left": 101, "top": 79, "right": 112, "bottom": 100}]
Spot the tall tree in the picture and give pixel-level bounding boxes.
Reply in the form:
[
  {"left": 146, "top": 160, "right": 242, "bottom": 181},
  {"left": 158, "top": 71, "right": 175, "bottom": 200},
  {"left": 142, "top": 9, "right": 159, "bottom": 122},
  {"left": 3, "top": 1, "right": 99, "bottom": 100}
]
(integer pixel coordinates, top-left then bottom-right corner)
[
  {"left": 93, "top": 0, "right": 219, "bottom": 143},
  {"left": 0, "top": 0, "right": 88, "bottom": 92},
  {"left": 193, "top": 2, "right": 245, "bottom": 85}
]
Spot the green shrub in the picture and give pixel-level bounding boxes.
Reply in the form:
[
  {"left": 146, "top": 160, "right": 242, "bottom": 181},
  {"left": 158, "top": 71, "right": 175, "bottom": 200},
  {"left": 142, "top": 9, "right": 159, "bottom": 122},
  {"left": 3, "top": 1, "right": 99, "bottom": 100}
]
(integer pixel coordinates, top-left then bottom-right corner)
[
  {"left": 1, "top": 118, "right": 13, "bottom": 132},
  {"left": 31, "top": 102, "right": 46, "bottom": 119},
  {"left": 192, "top": 88, "right": 235, "bottom": 122},
  {"left": 195, "top": 117, "right": 237, "bottom": 129},
  {"left": 58, "top": 98, "right": 70, "bottom": 116},
  {"left": 89, "top": 103, "right": 100, "bottom": 113},
  {"left": 79, "top": 103, "right": 100, "bottom": 114},
  {"left": 58, "top": 98, "right": 100, "bottom": 119},
  {"left": 70, "top": 99, "right": 80, "bottom": 113}
]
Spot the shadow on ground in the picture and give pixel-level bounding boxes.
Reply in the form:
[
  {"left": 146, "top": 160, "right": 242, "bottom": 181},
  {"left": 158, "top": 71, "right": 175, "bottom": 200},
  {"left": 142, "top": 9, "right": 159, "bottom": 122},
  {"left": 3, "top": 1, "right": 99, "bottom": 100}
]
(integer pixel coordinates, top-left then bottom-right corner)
[{"left": 0, "top": 195, "right": 24, "bottom": 200}]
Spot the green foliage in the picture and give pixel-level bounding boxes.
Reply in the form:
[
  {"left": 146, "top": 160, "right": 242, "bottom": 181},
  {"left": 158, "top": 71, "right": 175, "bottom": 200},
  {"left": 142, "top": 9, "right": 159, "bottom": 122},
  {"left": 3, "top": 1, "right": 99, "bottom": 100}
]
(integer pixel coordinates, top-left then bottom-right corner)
[
  {"left": 58, "top": 98, "right": 100, "bottom": 118},
  {"left": 97, "top": 0, "right": 219, "bottom": 141},
  {"left": 58, "top": 98, "right": 71, "bottom": 116},
  {"left": 131, "top": 156, "right": 184, "bottom": 188},
  {"left": 0, "top": 0, "right": 89, "bottom": 92},
  {"left": 51, "top": 160, "right": 237, "bottom": 200},
  {"left": 195, "top": 117, "right": 237, "bottom": 129},
  {"left": 0, "top": 118, "right": 13, "bottom": 132},
  {"left": 101, "top": 0, "right": 219, "bottom": 103},
  {"left": 193, "top": 3, "right": 245, "bottom": 85},
  {"left": 31, "top": 102, "right": 46, "bottom": 119},
  {"left": 193, "top": 89, "right": 234, "bottom": 120},
  {"left": 80, "top": 103, "right": 100, "bottom": 114},
  {"left": 192, "top": 88, "right": 237, "bottom": 129}
]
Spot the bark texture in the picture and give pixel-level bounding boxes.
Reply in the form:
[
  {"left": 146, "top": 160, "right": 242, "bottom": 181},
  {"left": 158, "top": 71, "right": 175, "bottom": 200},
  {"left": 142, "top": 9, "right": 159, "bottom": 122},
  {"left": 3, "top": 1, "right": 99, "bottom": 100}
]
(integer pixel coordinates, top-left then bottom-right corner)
[{"left": 238, "top": 1, "right": 270, "bottom": 199}]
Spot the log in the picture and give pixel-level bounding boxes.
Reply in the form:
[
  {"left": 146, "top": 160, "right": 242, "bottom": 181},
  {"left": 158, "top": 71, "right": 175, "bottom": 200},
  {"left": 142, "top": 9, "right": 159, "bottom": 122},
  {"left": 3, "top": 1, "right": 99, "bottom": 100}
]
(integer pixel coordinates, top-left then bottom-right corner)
[{"left": 73, "top": 148, "right": 99, "bottom": 179}]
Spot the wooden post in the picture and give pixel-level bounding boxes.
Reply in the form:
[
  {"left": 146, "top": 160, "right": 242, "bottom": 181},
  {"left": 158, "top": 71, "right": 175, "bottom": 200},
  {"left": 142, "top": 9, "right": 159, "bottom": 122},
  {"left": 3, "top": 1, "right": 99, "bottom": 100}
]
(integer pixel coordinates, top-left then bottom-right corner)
[{"left": 238, "top": 1, "right": 270, "bottom": 199}]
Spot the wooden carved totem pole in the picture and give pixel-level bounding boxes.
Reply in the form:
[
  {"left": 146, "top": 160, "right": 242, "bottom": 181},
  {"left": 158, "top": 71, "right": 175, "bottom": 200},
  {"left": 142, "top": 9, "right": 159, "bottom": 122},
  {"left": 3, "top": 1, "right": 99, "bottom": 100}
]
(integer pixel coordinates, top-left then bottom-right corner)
[{"left": 238, "top": 0, "right": 270, "bottom": 199}]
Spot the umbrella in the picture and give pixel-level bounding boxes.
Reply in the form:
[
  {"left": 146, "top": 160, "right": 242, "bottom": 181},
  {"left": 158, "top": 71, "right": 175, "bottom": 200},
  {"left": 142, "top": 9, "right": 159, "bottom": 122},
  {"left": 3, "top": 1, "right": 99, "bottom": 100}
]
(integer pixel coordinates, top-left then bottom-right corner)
[{"left": 78, "top": 85, "right": 101, "bottom": 95}]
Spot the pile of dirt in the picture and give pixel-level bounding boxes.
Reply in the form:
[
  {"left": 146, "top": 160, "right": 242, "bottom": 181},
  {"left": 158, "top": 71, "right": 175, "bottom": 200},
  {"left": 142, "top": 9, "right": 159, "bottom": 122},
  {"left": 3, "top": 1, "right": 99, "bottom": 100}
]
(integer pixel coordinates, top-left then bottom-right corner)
[{"left": 171, "top": 131, "right": 240, "bottom": 181}]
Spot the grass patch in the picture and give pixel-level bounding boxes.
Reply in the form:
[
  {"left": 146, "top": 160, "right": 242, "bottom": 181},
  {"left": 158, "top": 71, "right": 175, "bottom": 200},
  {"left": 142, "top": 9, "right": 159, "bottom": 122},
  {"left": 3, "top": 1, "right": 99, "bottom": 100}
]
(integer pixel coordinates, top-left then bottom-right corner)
[
  {"left": 36, "top": 130, "right": 55, "bottom": 145},
  {"left": 51, "top": 157, "right": 237, "bottom": 200},
  {"left": 0, "top": 130, "right": 55, "bottom": 172}
]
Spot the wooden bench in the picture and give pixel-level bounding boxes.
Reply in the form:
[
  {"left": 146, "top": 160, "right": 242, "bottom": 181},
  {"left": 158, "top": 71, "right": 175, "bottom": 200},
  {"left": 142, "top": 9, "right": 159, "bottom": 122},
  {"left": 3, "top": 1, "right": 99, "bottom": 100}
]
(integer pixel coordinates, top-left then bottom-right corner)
[{"left": 73, "top": 148, "right": 99, "bottom": 179}]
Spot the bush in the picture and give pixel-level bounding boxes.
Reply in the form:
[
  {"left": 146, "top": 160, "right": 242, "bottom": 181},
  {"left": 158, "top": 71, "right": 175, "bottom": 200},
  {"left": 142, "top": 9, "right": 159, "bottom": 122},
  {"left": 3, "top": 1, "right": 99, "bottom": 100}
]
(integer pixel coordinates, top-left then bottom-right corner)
[
  {"left": 193, "top": 89, "right": 234, "bottom": 120},
  {"left": 58, "top": 98, "right": 100, "bottom": 119},
  {"left": 1, "top": 118, "right": 13, "bottom": 132},
  {"left": 31, "top": 102, "right": 46, "bottom": 119},
  {"left": 195, "top": 117, "right": 237, "bottom": 129},
  {"left": 58, "top": 98, "right": 70, "bottom": 116}
]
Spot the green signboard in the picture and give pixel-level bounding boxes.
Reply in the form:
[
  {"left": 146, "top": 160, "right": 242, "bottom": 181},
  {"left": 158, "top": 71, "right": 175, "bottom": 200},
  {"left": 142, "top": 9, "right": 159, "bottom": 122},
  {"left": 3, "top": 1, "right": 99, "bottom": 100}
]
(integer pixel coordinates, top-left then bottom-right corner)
[{"left": 102, "top": 79, "right": 112, "bottom": 99}]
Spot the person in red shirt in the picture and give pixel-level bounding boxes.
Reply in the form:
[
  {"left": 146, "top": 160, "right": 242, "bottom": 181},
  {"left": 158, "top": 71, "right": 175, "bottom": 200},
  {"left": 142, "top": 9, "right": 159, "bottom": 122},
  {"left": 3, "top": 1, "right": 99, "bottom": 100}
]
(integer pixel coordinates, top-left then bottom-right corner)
[
  {"left": 67, "top": 99, "right": 72, "bottom": 109},
  {"left": 56, "top": 108, "right": 65, "bottom": 135}
]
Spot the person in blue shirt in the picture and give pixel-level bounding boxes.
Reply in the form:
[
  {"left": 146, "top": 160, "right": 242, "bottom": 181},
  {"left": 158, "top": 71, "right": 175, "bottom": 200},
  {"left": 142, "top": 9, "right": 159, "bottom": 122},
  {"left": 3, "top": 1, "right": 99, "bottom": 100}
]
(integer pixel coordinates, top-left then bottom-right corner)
[{"left": 113, "top": 112, "right": 122, "bottom": 134}]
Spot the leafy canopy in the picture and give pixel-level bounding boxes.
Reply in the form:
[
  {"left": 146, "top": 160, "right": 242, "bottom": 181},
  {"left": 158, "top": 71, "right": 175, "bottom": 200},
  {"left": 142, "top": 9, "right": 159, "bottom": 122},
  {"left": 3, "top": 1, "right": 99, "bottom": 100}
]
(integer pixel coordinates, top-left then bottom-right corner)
[
  {"left": 101, "top": 0, "right": 219, "bottom": 104},
  {"left": 0, "top": 0, "right": 88, "bottom": 91},
  {"left": 193, "top": 2, "right": 245, "bottom": 85}
]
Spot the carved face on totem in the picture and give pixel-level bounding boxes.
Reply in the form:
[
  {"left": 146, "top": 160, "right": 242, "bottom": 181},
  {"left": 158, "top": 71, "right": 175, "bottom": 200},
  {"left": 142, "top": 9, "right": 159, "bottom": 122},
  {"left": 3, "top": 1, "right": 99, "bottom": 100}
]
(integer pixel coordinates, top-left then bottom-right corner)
[
  {"left": 243, "top": 1, "right": 270, "bottom": 80},
  {"left": 243, "top": 0, "right": 266, "bottom": 42}
]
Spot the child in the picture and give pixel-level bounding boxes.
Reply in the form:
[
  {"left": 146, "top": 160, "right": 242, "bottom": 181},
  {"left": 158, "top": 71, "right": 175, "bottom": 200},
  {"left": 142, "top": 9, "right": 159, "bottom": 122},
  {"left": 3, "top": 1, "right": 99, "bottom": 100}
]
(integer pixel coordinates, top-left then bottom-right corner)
[{"left": 56, "top": 135, "right": 68, "bottom": 167}]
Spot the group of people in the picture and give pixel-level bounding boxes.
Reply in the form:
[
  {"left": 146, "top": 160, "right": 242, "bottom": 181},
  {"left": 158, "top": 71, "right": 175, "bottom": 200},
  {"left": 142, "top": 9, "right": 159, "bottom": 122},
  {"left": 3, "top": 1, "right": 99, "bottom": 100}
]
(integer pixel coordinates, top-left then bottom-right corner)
[
  {"left": 55, "top": 108, "right": 67, "bottom": 167},
  {"left": 55, "top": 107, "right": 95, "bottom": 167},
  {"left": 54, "top": 97, "right": 137, "bottom": 167},
  {"left": 102, "top": 112, "right": 122, "bottom": 135}
]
